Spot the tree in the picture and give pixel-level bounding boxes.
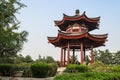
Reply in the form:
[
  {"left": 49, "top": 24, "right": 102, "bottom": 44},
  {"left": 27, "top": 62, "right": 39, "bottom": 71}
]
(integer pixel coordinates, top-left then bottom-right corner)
[
  {"left": 14, "top": 54, "right": 34, "bottom": 64},
  {"left": 0, "top": 0, "right": 28, "bottom": 63},
  {"left": 46, "top": 56, "right": 55, "bottom": 63},
  {"left": 24, "top": 55, "right": 34, "bottom": 63},
  {"left": 35, "top": 55, "right": 55, "bottom": 63},
  {"left": 113, "top": 51, "right": 120, "bottom": 65},
  {"left": 14, "top": 54, "right": 25, "bottom": 64},
  {"left": 94, "top": 49, "right": 113, "bottom": 64}
]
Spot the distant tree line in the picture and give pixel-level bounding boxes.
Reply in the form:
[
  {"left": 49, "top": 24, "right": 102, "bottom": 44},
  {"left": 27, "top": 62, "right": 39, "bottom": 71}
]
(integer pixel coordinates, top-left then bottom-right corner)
[
  {"left": 94, "top": 49, "right": 120, "bottom": 65},
  {"left": 0, "top": 49, "right": 120, "bottom": 66},
  {"left": 69, "top": 49, "right": 120, "bottom": 65},
  {"left": 0, "top": 53, "right": 57, "bottom": 64}
]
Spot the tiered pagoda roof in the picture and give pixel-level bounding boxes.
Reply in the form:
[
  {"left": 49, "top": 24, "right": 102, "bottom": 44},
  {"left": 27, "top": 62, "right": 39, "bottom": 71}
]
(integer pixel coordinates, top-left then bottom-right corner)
[
  {"left": 54, "top": 9, "right": 100, "bottom": 31},
  {"left": 48, "top": 10, "right": 108, "bottom": 50},
  {"left": 48, "top": 30, "right": 107, "bottom": 50},
  {"left": 48, "top": 10, "right": 108, "bottom": 66}
]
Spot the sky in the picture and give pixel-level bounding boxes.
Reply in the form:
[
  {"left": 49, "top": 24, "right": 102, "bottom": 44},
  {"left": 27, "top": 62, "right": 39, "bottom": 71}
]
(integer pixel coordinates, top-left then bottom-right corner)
[{"left": 17, "top": 0, "right": 120, "bottom": 60}]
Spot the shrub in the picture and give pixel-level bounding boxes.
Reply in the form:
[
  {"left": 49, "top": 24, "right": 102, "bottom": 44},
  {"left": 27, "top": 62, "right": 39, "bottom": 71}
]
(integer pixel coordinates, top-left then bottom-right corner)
[
  {"left": 54, "top": 72, "right": 120, "bottom": 80},
  {"left": 48, "top": 63, "right": 58, "bottom": 77},
  {"left": 65, "top": 64, "right": 76, "bottom": 72},
  {"left": 31, "top": 62, "right": 49, "bottom": 78},
  {"left": 13, "top": 65, "right": 24, "bottom": 72},
  {"left": 66, "top": 64, "right": 88, "bottom": 73},
  {"left": 76, "top": 64, "right": 88, "bottom": 72},
  {"left": 0, "top": 64, "right": 13, "bottom": 76},
  {"left": 88, "top": 61, "right": 108, "bottom": 72},
  {"left": 112, "top": 65, "right": 120, "bottom": 72},
  {"left": 13, "top": 63, "right": 32, "bottom": 77}
]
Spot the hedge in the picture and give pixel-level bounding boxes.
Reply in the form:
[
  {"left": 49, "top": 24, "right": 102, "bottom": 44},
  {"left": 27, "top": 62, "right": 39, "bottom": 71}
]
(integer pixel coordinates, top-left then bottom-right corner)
[
  {"left": 14, "top": 63, "right": 32, "bottom": 77},
  {"left": 31, "top": 62, "right": 49, "bottom": 78},
  {"left": 48, "top": 63, "right": 57, "bottom": 77},
  {"left": 31, "top": 62, "right": 58, "bottom": 78},
  {"left": 65, "top": 64, "right": 88, "bottom": 73},
  {"left": 54, "top": 72, "right": 120, "bottom": 80},
  {"left": 0, "top": 64, "right": 13, "bottom": 76}
]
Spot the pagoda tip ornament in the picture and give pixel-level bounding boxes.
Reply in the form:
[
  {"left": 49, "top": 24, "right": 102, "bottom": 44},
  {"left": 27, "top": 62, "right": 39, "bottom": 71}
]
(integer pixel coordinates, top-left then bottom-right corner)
[{"left": 75, "top": 9, "right": 80, "bottom": 15}]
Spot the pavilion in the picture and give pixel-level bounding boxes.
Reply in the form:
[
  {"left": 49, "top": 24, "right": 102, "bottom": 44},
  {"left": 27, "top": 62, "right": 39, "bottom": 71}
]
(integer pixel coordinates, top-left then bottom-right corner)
[{"left": 48, "top": 10, "right": 108, "bottom": 67}]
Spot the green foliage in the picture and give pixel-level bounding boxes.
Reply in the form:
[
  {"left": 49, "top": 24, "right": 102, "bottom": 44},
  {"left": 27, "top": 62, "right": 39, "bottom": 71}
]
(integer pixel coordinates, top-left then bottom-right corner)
[
  {"left": 76, "top": 64, "right": 89, "bottom": 72},
  {"left": 20, "top": 63, "right": 32, "bottom": 77},
  {"left": 13, "top": 65, "right": 24, "bottom": 72},
  {"left": 55, "top": 61, "right": 60, "bottom": 67},
  {"left": 13, "top": 63, "right": 31, "bottom": 71},
  {"left": 0, "top": 0, "right": 28, "bottom": 64},
  {"left": 31, "top": 62, "right": 58, "bottom": 78},
  {"left": 54, "top": 72, "right": 120, "bottom": 80},
  {"left": 31, "top": 62, "right": 49, "bottom": 78},
  {"left": 70, "top": 55, "right": 78, "bottom": 64},
  {"left": 55, "top": 62, "right": 120, "bottom": 80},
  {"left": 48, "top": 63, "right": 58, "bottom": 77},
  {"left": 24, "top": 55, "right": 33, "bottom": 63},
  {"left": 114, "top": 51, "right": 120, "bottom": 65},
  {"left": 14, "top": 54, "right": 25, "bottom": 64},
  {"left": 88, "top": 61, "right": 109, "bottom": 72},
  {"left": 112, "top": 65, "right": 120, "bottom": 72},
  {"left": 94, "top": 49, "right": 113, "bottom": 64},
  {"left": 94, "top": 49, "right": 120, "bottom": 65},
  {"left": 85, "top": 55, "right": 90, "bottom": 65},
  {"left": 66, "top": 64, "right": 88, "bottom": 73},
  {"left": 0, "top": 63, "right": 32, "bottom": 77},
  {"left": 14, "top": 54, "right": 34, "bottom": 64},
  {"left": 46, "top": 56, "right": 55, "bottom": 63},
  {"left": 0, "top": 64, "right": 13, "bottom": 76},
  {"left": 36, "top": 56, "right": 55, "bottom": 63},
  {"left": 14, "top": 63, "right": 32, "bottom": 77}
]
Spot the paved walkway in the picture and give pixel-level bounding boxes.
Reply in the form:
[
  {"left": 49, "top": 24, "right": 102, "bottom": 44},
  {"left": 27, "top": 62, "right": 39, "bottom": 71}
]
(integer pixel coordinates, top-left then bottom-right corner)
[{"left": 1, "top": 77, "right": 54, "bottom": 80}]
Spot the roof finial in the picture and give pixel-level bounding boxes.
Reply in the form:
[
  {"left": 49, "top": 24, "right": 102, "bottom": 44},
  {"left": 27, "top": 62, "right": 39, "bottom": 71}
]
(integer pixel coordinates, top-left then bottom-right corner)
[{"left": 75, "top": 9, "right": 80, "bottom": 16}]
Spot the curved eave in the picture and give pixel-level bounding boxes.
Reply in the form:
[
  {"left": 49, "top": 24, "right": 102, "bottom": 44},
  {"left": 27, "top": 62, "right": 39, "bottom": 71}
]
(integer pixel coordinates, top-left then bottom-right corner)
[
  {"left": 63, "top": 12, "right": 100, "bottom": 21},
  {"left": 54, "top": 13, "right": 100, "bottom": 26},
  {"left": 48, "top": 32, "right": 107, "bottom": 44}
]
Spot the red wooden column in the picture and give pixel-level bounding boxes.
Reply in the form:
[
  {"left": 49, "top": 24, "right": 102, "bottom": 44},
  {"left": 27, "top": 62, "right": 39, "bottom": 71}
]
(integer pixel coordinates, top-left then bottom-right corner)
[
  {"left": 73, "top": 49, "right": 75, "bottom": 64},
  {"left": 91, "top": 45, "right": 94, "bottom": 64},
  {"left": 63, "top": 48, "right": 66, "bottom": 66},
  {"left": 60, "top": 47, "right": 63, "bottom": 67},
  {"left": 84, "top": 48, "right": 86, "bottom": 62},
  {"left": 80, "top": 42, "right": 84, "bottom": 64},
  {"left": 67, "top": 43, "right": 70, "bottom": 65}
]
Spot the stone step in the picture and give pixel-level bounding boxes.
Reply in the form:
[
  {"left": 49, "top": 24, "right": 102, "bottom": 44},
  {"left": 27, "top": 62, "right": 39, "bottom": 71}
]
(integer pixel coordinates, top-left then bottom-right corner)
[{"left": 57, "top": 67, "right": 66, "bottom": 75}]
